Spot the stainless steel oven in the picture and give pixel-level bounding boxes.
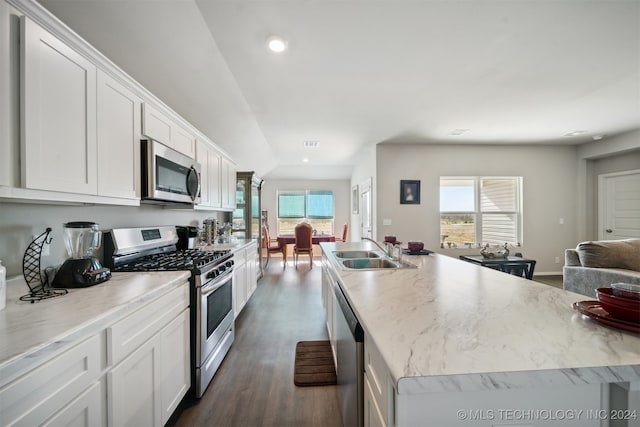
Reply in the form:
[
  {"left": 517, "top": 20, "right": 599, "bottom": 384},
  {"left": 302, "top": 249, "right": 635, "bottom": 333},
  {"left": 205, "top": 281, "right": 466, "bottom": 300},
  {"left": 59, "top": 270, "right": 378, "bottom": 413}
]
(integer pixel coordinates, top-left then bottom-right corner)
[
  {"left": 195, "top": 261, "right": 234, "bottom": 398},
  {"left": 141, "top": 139, "right": 201, "bottom": 205},
  {"left": 104, "top": 226, "right": 235, "bottom": 399}
]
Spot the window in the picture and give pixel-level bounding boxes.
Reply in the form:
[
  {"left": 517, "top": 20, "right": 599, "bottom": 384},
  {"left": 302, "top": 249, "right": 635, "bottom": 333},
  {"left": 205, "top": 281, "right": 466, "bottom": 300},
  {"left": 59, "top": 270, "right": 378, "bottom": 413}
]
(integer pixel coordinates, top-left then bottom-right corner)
[
  {"left": 440, "top": 177, "right": 522, "bottom": 247},
  {"left": 277, "top": 190, "right": 334, "bottom": 235}
]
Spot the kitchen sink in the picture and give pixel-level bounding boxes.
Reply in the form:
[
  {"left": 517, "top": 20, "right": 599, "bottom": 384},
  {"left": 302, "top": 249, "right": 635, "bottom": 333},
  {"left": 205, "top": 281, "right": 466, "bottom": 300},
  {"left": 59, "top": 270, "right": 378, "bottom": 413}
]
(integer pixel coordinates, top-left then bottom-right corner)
[
  {"left": 333, "top": 250, "right": 382, "bottom": 259},
  {"left": 341, "top": 258, "right": 416, "bottom": 270}
]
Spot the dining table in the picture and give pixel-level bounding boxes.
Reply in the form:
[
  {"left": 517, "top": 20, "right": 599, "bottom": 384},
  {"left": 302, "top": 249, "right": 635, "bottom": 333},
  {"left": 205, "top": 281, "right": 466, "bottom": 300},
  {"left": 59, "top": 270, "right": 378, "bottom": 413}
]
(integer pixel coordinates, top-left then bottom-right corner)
[{"left": 277, "top": 234, "right": 336, "bottom": 262}]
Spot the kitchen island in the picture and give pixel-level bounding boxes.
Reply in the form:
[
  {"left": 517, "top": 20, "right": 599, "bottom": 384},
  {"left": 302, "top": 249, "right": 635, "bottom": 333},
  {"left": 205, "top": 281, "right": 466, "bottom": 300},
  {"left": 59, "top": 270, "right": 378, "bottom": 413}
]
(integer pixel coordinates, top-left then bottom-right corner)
[{"left": 321, "top": 241, "right": 640, "bottom": 427}]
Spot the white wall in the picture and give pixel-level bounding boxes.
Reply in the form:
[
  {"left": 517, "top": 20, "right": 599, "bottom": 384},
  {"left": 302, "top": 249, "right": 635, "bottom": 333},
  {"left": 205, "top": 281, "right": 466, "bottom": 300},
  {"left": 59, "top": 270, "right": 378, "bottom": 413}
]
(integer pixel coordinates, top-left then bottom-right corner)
[
  {"left": 375, "top": 143, "right": 580, "bottom": 274},
  {"left": 349, "top": 144, "right": 377, "bottom": 242},
  {"left": 261, "top": 179, "right": 350, "bottom": 237},
  {"left": 0, "top": 202, "right": 228, "bottom": 277}
]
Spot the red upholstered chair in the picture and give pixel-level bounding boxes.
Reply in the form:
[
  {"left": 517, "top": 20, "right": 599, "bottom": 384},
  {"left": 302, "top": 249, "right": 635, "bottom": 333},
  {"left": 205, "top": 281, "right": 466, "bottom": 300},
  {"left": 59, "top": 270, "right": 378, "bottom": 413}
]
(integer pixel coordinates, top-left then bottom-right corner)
[
  {"left": 263, "top": 225, "right": 285, "bottom": 268},
  {"left": 294, "top": 222, "right": 313, "bottom": 269},
  {"left": 336, "top": 223, "right": 348, "bottom": 242}
]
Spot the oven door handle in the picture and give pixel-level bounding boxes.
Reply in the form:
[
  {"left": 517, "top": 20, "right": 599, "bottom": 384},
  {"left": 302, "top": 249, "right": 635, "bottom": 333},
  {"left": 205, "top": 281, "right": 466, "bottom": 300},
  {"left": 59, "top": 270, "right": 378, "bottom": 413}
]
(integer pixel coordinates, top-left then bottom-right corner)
[{"left": 199, "top": 269, "right": 233, "bottom": 296}]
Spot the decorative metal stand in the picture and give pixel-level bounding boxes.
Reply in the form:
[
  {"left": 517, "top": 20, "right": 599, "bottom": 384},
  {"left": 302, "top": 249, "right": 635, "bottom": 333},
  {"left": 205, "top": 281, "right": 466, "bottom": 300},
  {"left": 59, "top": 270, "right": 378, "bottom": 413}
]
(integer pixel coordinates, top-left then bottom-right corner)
[{"left": 20, "top": 228, "right": 67, "bottom": 303}]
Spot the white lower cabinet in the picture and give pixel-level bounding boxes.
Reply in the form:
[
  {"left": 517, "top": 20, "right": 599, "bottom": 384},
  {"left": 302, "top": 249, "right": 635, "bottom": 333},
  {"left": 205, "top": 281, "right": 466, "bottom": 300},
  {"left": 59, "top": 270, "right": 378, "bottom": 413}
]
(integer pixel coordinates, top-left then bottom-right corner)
[
  {"left": 43, "top": 380, "right": 104, "bottom": 427},
  {"left": 159, "top": 309, "right": 191, "bottom": 423},
  {"left": 0, "top": 282, "right": 190, "bottom": 427},
  {"left": 108, "top": 285, "right": 190, "bottom": 427},
  {"left": 364, "top": 333, "right": 393, "bottom": 427},
  {"left": 364, "top": 374, "right": 387, "bottom": 427},
  {"left": 0, "top": 334, "right": 104, "bottom": 427},
  {"left": 108, "top": 332, "right": 162, "bottom": 426},
  {"left": 233, "top": 247, "right": 248, "bottom": 317},
  {"left": 233, "top": 242, "right": 258, "bottom": 318}
]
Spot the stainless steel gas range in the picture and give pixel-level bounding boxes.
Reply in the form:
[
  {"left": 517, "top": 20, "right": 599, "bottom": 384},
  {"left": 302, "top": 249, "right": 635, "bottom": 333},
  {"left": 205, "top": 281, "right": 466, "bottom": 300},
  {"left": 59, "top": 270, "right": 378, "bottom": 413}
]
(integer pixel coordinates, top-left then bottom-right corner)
[{"left": 104, "top": 226, "right": 234, "bottom": 398}]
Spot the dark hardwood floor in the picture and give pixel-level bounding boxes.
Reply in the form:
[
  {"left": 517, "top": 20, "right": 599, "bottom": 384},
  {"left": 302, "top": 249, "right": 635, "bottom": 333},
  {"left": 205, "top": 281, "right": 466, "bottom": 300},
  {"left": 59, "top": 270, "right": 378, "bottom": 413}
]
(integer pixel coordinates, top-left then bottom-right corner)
[{"left": 173, "top": 257, "right": 342, "bottom": 427}]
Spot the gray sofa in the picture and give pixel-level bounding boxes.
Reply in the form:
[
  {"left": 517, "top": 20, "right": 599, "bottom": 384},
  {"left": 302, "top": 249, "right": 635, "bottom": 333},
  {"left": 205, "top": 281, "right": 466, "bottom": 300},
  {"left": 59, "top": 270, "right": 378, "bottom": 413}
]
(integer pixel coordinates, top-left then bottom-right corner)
[{"left": 563, "top": 238, "right": 640, "bottom": 298}]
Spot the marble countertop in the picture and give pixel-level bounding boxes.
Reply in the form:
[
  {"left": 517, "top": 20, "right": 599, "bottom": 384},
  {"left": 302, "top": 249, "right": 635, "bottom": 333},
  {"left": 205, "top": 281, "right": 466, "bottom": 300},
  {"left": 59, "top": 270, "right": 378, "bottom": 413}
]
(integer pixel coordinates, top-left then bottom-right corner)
[
  {"left": 196, "top": 238, "right": 255, "bottom": 252},
  {"left": 0, "top": 270, "right": 190, "bottom": 386},
  {"left": 321, "top": 242, "right": 640, "bottom": 394}
]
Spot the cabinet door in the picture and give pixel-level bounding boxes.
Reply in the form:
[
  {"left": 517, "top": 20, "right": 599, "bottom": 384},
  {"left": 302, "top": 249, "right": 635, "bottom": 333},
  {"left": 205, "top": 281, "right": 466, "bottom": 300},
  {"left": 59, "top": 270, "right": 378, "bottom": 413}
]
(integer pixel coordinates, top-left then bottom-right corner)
[
  {"left": 172, "top": 124, "right": 195, "bottom": 159},
  {"left": 159, "top": 309, "right": 190, "bottom": 425},
  {"left": 209, "top": 149, "right": 222, "bottom": 208},
  {"left": 221, "top": 158, "right": 237, "bottom": 210},
  {"left": 364, "top": 374, "right": 387, "bottom": 427},
  {"left": 97, "top": 70, "right": 141, "bottom": 199},
  {"left": 142, "top": 103, "right": 172, "bottom": 146},
  {"left": 108, "top": 334, "right": 161, "bottom": 427},
  {"left": 196, "top": 139, "right": 211, "bottom": 206},
  {"left": 196, "top": 140, "right": 223, "bottom": 208},
  {"left": 233, "top": 263, "right": 247, "bottom": 317},
  {"left": 21, "top": 16, "right": 97, "bottom": 194}
]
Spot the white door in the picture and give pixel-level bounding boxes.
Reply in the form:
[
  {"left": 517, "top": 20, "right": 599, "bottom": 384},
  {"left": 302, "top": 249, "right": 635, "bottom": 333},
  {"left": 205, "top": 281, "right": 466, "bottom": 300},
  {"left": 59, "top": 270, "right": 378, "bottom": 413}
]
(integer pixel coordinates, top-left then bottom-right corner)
[
  {"left": 599, "top": 170, "right": 640, "bottom": 240},
  {"left": 360, "top": 178, "right": 373, "bottom": 239}
]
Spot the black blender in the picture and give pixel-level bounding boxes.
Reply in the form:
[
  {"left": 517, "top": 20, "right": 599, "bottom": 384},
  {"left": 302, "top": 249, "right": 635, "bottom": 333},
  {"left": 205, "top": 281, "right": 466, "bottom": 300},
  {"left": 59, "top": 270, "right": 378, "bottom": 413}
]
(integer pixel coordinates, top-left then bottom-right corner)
[{"left": 52, "top": 222, "right": 111, "bottom": 288}]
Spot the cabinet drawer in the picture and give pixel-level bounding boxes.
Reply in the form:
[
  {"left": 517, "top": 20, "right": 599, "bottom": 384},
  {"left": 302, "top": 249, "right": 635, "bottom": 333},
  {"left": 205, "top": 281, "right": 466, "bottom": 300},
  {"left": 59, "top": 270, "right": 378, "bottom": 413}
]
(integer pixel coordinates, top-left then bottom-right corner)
[
  {"left": 108, "top": 284, "right": 188, "bottom": 366},
  {"left": 0, "top": 334, "right": 102, "bottom": 426},
  {"left": 43, "top": 380, "right": 104, "bottom": 427},
  {"left": 364, "top": 333, "right": 392, "bottom": 425},
  {"left": 234, "top": 247, "right": 248, "bottom": 266}
]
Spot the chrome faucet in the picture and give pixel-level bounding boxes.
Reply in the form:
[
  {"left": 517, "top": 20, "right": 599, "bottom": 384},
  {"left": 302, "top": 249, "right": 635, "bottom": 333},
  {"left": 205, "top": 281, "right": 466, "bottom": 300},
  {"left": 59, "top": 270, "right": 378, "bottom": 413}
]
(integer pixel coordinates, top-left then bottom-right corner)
[{"left": 362, "top": 237, "right": 397, "bottom": 259}]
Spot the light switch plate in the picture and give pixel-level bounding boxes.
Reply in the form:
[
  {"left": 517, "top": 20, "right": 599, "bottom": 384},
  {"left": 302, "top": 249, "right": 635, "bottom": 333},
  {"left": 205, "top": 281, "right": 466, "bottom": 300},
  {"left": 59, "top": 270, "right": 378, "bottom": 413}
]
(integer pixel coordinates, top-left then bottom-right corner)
[{"left": 383, "top": 219, "right": 392, "bottom": 226}]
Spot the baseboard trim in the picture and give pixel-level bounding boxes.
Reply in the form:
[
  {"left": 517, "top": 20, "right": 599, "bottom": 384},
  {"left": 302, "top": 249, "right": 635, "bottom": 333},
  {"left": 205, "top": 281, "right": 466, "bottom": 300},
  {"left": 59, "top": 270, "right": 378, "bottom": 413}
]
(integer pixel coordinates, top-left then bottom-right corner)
[{"left": 533, "top": 271, "right": 563, "bottom": 276}]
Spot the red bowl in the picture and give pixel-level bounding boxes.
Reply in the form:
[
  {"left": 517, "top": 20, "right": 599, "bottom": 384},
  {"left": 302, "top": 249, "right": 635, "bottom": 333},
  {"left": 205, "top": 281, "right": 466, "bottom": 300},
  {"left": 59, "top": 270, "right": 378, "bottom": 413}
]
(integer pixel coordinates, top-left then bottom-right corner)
[
  {"left": 611, "top": 283, "right": 640, "bottom": 301},
  {"left": 408, "top": 241, "right": 424, "bottom": 251},
  {"left": 384, "top": 236, "right": 396, "bottom": 243},
  {"left": 596, "top": 288, "right": 640, "bottom": 323}
]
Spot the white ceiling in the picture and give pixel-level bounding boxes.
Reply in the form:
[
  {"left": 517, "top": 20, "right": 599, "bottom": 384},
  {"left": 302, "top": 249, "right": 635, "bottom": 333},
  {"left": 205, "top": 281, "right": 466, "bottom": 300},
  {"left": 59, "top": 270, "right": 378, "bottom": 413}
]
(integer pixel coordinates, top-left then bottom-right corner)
[{"left": 38, "top": 0, "right": 640, "bottom": 180}]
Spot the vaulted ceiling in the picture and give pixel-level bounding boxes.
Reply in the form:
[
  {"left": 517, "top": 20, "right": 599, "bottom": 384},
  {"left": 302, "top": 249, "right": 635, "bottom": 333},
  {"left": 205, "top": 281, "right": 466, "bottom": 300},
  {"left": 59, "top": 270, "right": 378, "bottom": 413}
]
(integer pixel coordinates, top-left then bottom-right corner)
[{"left": 39, "top": 0, "right": 640, "bottom": 180}]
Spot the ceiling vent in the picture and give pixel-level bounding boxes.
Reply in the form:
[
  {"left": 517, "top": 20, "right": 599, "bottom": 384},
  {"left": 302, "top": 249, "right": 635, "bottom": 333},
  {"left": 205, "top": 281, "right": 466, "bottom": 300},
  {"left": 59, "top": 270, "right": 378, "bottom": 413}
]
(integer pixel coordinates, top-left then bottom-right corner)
[{"left": 303, "top": 140, "right": 320, "bottom": 148}]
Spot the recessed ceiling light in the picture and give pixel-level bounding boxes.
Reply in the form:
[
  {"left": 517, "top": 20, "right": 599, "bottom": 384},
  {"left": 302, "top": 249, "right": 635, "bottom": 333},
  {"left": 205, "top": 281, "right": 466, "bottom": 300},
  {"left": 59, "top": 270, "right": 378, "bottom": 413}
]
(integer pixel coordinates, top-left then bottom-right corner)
[
  {"left": 592, "top": 134, "right": 605, "bottom": 141},
  {"left": 302, "top": 157, "right": 309, "bottom": 163},
  {"left": 564, "top": 130, "right": 588, "bottom": 137},
  {"left": 449, "top": 129, "right": 470, "bottom": 136},
  {"left": 267, "top": 36, "right": 288, "bottom": 53}
]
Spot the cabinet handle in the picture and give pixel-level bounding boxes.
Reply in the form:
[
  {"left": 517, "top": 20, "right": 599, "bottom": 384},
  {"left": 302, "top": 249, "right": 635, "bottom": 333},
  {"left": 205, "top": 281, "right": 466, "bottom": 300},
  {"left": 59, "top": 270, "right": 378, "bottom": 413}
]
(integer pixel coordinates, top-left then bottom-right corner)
[{"left": 605, "top": 229, "right": 613, "bottom": 233}]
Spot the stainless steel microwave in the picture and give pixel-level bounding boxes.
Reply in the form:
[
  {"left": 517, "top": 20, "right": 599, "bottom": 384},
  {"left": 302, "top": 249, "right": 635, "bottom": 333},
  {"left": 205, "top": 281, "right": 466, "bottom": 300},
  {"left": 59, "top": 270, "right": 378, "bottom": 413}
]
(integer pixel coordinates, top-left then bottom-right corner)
[{"left": 141, "top": 139, "right": 201, "bottom": 205}]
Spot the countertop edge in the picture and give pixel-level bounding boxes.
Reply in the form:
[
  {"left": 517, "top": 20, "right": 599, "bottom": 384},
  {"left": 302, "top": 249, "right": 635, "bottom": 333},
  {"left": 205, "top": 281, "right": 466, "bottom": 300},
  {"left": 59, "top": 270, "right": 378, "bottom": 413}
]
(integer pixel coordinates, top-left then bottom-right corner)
[{"left": 396, "top": 364, "right": 640, "bottom": 394}]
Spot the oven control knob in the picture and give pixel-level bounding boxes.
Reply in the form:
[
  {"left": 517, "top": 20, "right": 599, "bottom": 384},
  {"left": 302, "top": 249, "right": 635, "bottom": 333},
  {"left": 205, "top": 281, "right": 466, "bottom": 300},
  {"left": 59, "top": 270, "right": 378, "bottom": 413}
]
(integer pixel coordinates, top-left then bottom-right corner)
[{"left": 207, "top": 270, "right": 218, "bottom": 280}]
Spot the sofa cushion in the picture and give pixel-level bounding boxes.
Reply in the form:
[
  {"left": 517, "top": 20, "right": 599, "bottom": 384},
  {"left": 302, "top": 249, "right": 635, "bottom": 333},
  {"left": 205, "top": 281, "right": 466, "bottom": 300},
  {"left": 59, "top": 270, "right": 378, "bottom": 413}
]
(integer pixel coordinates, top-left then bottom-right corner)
[{"left": 576, "top": 239, "right": 640, "bottom": 271}]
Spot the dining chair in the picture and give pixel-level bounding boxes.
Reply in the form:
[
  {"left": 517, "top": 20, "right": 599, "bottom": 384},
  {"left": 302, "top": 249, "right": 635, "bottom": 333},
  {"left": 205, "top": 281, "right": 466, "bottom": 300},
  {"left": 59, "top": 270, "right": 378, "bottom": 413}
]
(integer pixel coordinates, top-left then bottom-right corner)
[
  {"left": 294, "top": 222, "right": 313, "bottom": 269},
  {"left": 263, "top": 225, "right": 285, "bottom": 268},
  {"left": 336, "top": 223, "right": 348, "bottom": 242}
]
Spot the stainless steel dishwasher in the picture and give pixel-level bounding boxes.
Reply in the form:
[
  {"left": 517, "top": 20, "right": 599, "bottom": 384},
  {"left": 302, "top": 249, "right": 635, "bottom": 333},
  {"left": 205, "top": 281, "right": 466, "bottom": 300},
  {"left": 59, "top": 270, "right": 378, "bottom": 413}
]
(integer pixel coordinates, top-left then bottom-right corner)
[{"left": 334, "top": 282, "right": 364, "bottom": 427}]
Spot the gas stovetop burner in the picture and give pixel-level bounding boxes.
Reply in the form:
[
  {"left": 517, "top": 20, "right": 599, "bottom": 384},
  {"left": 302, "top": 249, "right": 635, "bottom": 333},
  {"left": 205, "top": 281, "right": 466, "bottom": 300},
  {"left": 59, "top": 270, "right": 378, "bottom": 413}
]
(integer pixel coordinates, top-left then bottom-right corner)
[{"left": 111, "top": 249, "right": 230, "bottom": 273}]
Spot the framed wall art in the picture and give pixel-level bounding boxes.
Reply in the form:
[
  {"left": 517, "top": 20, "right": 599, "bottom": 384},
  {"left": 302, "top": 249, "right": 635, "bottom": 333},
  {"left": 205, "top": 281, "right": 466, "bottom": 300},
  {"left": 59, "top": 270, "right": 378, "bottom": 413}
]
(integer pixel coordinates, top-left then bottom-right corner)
[
  {"left": 400, "top": 180, "right": 420, "bottom": 204},
  {"left": 352, "top": 185, "right": 359, "bottom": 214}
]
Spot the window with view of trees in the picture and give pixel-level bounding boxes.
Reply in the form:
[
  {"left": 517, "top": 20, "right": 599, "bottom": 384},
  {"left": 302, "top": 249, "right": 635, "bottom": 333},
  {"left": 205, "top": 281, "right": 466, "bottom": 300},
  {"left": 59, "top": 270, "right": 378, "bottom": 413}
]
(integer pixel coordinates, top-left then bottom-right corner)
[
  {"left": 277, "top": 191, "right": 334, "bottom": 235},
  {"left": 439, "top": 177, "right": 522, "bottom": 247}
]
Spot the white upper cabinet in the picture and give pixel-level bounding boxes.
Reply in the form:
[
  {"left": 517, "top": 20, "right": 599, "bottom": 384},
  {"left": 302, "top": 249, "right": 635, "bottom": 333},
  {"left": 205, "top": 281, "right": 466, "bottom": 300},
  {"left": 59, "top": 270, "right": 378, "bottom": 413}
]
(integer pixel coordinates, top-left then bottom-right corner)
[
  {"left": 21, "top": 15, "right": 97, "bottom": 195},
  {"left": 196, "top": 139, "right": 222, "bottom": 209},
  {"left": 221, "top": 157, "right": 237, "bottom": 210},
  {"left": 97, "top": 70, "right": 141, "bottom": 200},
  {"left": 142, "top": 103, "right": 195, "bottom": 158}
]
